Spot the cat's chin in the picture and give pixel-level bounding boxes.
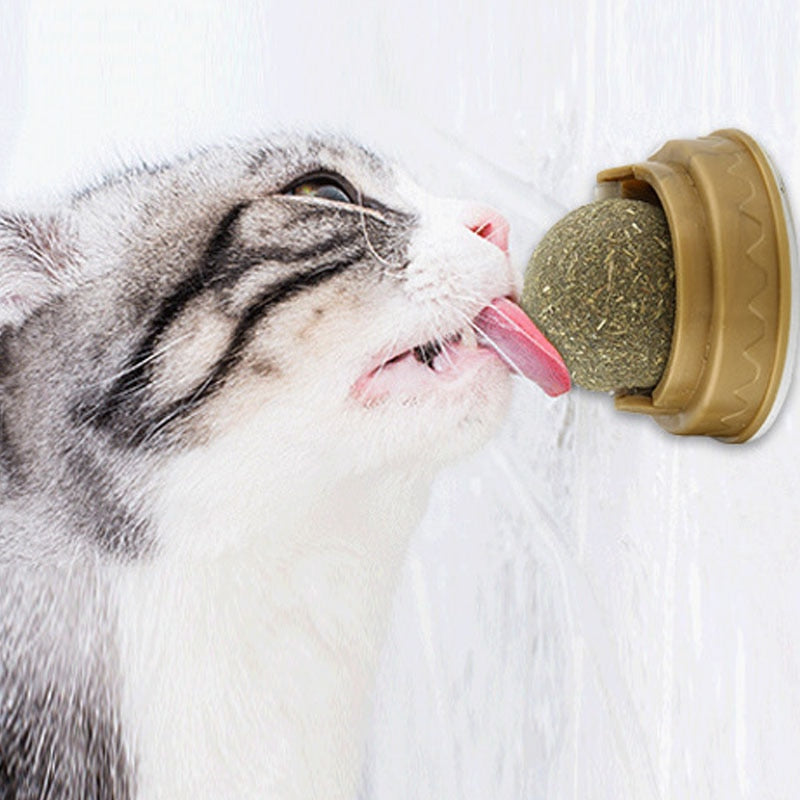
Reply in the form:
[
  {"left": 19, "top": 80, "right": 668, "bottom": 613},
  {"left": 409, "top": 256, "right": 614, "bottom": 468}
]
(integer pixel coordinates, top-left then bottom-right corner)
[{"left": 350, "top": 353, "right": 513, "bottom": 467}]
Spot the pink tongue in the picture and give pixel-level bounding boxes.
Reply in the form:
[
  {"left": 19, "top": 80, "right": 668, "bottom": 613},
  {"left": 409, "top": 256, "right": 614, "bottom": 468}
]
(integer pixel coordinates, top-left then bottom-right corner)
[{"left": 475, "top": 297, "right": 571, "bottom": 397}]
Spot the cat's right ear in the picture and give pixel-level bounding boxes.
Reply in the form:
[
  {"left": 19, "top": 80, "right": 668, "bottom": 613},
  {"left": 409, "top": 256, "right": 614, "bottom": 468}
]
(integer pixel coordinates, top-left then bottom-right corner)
[{"left": 0, "top": 212, "right": 81, "bottom": 326}]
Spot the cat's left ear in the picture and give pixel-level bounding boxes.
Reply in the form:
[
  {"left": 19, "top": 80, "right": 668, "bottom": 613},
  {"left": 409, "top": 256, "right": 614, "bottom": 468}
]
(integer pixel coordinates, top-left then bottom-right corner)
[{"left": 0, "top": 212, "right": 81, "bottom": 326}]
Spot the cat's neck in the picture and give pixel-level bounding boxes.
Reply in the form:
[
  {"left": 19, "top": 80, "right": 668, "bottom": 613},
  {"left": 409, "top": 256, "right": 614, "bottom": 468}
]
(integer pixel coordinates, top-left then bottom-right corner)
[{"left": 115, "top": 454, "right": 432, "bottom": 800}]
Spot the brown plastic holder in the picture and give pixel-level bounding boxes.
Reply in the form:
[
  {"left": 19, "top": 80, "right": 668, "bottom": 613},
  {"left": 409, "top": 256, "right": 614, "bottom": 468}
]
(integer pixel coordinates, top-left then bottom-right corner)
[{"left": 596, "top": 129, "right": 795, "bottom": 443}]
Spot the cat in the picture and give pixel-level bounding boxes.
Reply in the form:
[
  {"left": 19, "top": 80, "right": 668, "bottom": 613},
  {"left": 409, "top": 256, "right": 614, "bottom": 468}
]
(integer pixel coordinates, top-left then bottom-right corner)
[{"left": 0, "top": 132, "right": 526, "bottom": 799}]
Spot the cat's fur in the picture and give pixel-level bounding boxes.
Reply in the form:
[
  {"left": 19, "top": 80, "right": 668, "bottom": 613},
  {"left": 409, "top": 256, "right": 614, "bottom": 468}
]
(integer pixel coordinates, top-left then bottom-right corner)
[{"left": 0, "top": 134, "right": 516, "bottom": 799}]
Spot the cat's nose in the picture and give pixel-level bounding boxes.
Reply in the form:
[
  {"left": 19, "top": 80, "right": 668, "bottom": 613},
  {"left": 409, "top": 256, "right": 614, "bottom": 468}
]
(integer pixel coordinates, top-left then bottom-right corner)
[{"left": 464, "top": 207, "right": 510, "bottom": 254}]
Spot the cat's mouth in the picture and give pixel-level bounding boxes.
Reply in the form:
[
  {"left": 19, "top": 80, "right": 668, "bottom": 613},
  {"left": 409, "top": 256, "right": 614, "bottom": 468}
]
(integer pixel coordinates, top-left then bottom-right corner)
[
  {"left": 352, "top": 297, "right": 570, "bottom": 405},
  {"left": 352, "top": 325, "right": 488, "bottom": 404}
]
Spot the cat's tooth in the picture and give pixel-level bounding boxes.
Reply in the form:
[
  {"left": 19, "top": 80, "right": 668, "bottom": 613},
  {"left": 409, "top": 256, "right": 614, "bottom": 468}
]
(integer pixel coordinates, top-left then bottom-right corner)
[{"left": 461, "top": 327, "right": 478, "bottom": 349}]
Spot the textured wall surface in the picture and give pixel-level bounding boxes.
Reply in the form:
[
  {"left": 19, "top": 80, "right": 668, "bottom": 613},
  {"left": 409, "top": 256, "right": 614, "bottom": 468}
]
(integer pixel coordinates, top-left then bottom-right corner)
[{"left": 2, "top": 2, "right": 798, "bottom": 798}]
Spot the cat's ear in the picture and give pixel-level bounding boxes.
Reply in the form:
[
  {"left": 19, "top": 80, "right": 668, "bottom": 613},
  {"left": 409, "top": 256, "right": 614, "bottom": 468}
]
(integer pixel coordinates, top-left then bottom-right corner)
[{"left": 0, "top": 212, "right": 81, "bottom": 326}]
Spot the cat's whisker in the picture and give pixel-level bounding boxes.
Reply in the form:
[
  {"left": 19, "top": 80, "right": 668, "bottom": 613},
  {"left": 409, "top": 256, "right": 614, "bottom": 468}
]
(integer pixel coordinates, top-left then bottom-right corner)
[
  {"left": 85, "top": 331, "right": 198, "bottom": 391},
  {"left": 132, "top": 401, "right": 189, "bottom": 448},
  {"left": 357, "top": 193, "right": 405, "bottom": 270},
  {"left": 431, "top": 309, "right": 458, "bottom": 370},
  {"left": 131, "top": 371, "right": 217, "bottom": 448},
  {"left": 483, "top": 302, "right": 545, "bottom": 348},
  {"left": 448, "top": 294, "right": 563, "bottom": 385},
  {"left": 438, "top": 334, "right": 457, "bottom": 371},
  {"left": 455, "top": 309, "right": 557, "bottom": 403},
  {"left": 452, "top": 307, "right": 528, "bottom": 374},
  {"left": 357, "top": 328, "right": 406, "bottom": 400}
]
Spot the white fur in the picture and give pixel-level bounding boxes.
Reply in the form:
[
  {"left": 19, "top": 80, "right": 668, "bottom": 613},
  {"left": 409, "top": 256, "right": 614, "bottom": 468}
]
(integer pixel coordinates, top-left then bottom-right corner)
[
  {"left": 0, "top": 137, "right": 519, "bottom": 797},
  {"left": 112, "top": 177, "right": 515, "bottom": 799},
  {"left": 116, "top": 446, "right": 430, "bottom": 799}
]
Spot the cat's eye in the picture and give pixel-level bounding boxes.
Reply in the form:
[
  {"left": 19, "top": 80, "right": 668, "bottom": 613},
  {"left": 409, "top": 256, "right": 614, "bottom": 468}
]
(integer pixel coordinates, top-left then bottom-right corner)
[{"left": 284, "top": 173, "right": 358, "bottom": 204}]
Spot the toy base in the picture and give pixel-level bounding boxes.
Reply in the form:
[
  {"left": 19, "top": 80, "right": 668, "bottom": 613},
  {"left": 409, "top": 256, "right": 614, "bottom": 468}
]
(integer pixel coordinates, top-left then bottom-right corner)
[{"left": 597, "top": 130, "right": 794, "bottom": 443}]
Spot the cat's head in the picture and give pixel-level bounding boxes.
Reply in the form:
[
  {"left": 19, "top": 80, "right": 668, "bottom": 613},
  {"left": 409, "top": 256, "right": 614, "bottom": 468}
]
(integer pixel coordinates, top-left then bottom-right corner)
[{"left": 0, "top": 134, "right": 518, "bottom": 547}]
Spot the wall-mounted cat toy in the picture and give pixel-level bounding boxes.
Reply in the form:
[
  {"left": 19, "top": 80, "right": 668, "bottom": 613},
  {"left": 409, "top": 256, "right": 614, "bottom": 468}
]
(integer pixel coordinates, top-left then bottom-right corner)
[{"left": 519, "top": 129, "right": 796, "bottom": 443}]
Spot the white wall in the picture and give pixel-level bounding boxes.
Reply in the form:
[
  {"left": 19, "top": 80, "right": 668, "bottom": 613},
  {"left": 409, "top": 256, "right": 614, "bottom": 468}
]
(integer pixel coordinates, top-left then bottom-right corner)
[{"left": 2, "top": 2, "right": 798, "bottom": 798}]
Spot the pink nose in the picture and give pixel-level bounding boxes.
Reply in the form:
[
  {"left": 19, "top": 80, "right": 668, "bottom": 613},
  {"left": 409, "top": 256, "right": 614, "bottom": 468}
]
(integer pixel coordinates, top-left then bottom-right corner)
[{"left": 465, "top": 207, "right": 510, "bottom": 254}]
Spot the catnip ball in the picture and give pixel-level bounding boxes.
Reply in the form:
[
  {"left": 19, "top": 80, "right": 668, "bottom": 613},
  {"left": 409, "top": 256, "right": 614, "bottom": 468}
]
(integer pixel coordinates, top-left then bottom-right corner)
[{"left": 521, "top": 198, "right": 676, "bottom": 393}]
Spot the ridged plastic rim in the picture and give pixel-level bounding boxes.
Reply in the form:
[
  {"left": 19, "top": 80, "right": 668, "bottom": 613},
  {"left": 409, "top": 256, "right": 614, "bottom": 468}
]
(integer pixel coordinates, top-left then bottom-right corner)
[{"left": 747, "top": 143, "right": 798, "bottom": 441}]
